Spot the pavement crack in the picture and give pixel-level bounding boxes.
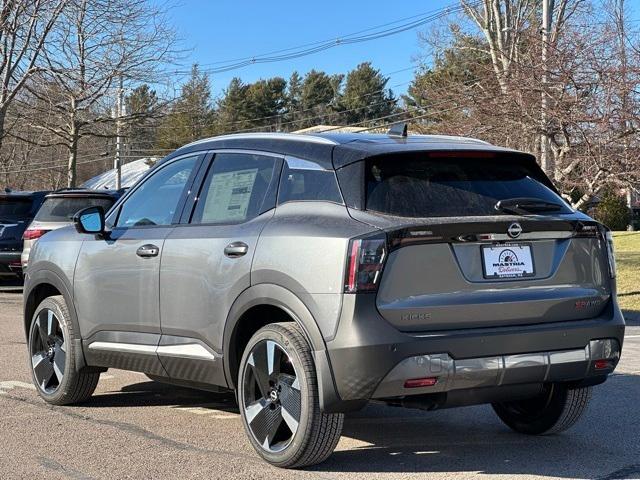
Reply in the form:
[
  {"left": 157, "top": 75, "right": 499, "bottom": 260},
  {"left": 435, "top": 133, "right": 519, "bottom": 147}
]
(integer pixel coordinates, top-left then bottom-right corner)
[
  {"left": 3, "top": 391, "right": 334, "bottom": 479},
  {"left": 38, "top": 457, "right": 96, "bottom": 480}
]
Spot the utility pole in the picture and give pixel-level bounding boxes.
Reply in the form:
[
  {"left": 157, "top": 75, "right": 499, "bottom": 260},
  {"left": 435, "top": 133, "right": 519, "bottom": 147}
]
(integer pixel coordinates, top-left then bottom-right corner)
[
  {"left": 541, "top": 0, "right": 553, "bottom": 177},
  {"left": 114, "top": 75, "right": 124, "bottom": 190}
]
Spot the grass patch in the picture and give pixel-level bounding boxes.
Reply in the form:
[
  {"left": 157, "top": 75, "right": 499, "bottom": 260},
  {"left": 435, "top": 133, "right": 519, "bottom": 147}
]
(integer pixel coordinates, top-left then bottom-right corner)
[{"left": 613, "top": 232, "right": 640, "bottom": 314}]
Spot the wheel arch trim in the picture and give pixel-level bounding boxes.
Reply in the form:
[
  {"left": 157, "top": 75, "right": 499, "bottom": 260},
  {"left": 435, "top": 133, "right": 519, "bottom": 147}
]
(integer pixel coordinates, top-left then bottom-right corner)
[
  {"left": 23, "top": 268, "right": 86, "bottom": 371},
  {"left": 223, "top": 283, "right": 347, "bottom": 412}
]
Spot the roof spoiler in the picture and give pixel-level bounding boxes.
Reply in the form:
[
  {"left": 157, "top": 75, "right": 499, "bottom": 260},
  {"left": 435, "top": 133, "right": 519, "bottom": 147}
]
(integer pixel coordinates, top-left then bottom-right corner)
[{"left": 387, "top": 122, "right": 408, "bottom": 138}]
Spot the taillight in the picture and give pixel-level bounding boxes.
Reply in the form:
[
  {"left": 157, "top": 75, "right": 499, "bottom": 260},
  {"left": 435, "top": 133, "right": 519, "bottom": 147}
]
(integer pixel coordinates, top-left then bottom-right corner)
[
  {"left": 344, "top": 235, "right": 387, "bottom": 293},
  {"left": 605, "top": 231, "right": 616, "bottom": 278},
  {"left": 22, "top": 229, "right": 49, "bottom": 240}
]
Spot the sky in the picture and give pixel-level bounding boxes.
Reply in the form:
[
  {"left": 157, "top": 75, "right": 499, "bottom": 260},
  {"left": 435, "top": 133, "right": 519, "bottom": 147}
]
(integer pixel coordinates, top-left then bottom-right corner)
[
  {"left": 157, "top": 0, "right": 640, "bottom": 101},
  {"left": 157, "top": 0, "right": 453, "bottom": 99}
]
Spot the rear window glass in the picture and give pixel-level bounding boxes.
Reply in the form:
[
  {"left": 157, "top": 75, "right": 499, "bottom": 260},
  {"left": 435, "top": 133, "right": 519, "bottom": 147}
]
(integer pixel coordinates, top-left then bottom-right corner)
[
  {"left": 35, "top": 197, "right": 115, "bottom": 222},
  {"left": 0, "top": 197, "right": 33, "bottom": 218},
  {"left": 365, "top": 155, "right": 572, "bottom": 217}
]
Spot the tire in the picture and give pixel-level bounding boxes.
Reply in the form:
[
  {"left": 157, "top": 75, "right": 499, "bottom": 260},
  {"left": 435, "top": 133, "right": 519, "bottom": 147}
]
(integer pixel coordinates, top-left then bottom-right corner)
[
  {"left": 237, "top": 322, "right": 344, "bottom": 468},
  {"left": 492, "top": 383, "right": 592, "bottom": 435},
  {"left": 28, "top": 295, "right": 100, "bottom": 405}
]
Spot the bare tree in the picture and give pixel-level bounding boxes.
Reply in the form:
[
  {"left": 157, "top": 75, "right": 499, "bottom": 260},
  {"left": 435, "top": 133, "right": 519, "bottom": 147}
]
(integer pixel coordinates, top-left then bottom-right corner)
[
  {"left": 409, "top": 0, "right": 640, "bottom": 209},
  {"left": 20, "top": 0, "right": 177, "bottom": 187},
  {"left": 0, "top": 0, "right": 67, "bottom": 155},
  {"left": 460, "top": 0, "right": 537, "bottom": 94}
]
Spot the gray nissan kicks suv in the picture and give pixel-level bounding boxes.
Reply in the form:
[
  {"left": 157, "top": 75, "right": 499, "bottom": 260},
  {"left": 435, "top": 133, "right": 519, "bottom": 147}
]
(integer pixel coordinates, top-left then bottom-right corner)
[{"left": 24, "top": 132, "right": 625, "bottom": 468}]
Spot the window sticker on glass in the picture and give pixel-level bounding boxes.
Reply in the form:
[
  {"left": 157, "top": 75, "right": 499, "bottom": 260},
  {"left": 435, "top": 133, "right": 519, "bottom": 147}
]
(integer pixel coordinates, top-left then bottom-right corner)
[{"left": 201, "top": 168, "right": 258, "bottom": 222}]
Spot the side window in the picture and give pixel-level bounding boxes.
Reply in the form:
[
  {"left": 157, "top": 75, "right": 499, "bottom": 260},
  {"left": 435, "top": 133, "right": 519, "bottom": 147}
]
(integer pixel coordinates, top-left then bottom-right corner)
[
  {"left": 278, "top": 159, "right": 343, "bottom": 205},
  {"left": 191, "top": 153, "right": 278, "bottom": 225},
  {"left": 116, "top": 156, "right": 198, "bottom": 227}
]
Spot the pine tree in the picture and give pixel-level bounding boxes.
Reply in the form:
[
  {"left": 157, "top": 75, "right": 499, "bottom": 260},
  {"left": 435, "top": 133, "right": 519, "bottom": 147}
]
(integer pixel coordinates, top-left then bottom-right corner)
[
  {"left": 156, "top": 64, "right": 212, "bottom": 149},
  {"left": 341, "top": 62, "right": 396, "bottom": 124},
  {"left": 285, "top": 71, "right": 303, "bottom": 128},
  {"left": 297, "top": 70, "right": 343, "bottom": 128},
  {"left": 215, "top": 77, "right": 250, "bottom": 133},
  {"left": 245, "top": 77, "right": 287, "bottom": 131},
  {"left": 125, "top": 84, "right": 159, "bottom": 157}
]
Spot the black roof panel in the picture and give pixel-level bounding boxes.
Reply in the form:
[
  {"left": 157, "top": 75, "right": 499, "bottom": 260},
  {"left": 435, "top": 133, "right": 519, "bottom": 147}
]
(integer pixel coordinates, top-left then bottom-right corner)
[{"left": 158, "top": 132, "right": 534, "bottom": 170}]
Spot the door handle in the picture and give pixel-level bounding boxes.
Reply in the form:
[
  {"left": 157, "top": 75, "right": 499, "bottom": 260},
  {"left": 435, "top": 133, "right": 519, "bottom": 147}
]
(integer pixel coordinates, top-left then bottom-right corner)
[
  {"left": 224, "top": 241, "right": 248, "bottom": 258},
  {"left": 136, "top": 244, "right": 159, "bottom": 258}
]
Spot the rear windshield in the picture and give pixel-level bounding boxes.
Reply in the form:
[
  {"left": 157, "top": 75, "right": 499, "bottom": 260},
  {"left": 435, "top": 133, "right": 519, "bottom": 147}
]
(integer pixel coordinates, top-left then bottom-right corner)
[
  {"left": 365, "top": 155, "right": 572, "bottom": 217},
  {"left": 0, "top": 197, "right": 33, "bottom": 219},
  {"left": 35, "top": 197, "right": 115, "bottom": 222}
]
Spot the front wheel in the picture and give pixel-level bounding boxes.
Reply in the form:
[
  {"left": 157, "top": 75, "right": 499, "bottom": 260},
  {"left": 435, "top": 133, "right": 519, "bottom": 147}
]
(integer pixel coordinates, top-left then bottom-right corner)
[
  {"left": 492, "top": 384, "right": 592, "bottom": 435},
  {"left": 28, "top": 295, "right": 100, "bottom": 405},
  {"left": 237, "top": 322, "right": 343, "bottom": 468}
]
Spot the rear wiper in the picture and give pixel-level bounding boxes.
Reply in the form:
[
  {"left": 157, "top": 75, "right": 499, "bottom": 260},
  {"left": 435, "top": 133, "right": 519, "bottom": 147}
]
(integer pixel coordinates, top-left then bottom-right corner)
[{"left": 495, "top": 197, "right": 564, "bottom": 215}]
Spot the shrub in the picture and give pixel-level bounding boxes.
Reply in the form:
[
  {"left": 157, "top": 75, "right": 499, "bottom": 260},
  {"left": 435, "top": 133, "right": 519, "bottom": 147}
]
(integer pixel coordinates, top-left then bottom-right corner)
[{"left": 592, "top": 189, "right": 631, "bottom": 230}]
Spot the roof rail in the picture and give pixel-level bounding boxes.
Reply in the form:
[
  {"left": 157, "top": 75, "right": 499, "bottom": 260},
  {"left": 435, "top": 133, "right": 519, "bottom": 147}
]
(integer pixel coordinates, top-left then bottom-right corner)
[{"left": 183, "top": 132, "right": 338, "bottom": 149}]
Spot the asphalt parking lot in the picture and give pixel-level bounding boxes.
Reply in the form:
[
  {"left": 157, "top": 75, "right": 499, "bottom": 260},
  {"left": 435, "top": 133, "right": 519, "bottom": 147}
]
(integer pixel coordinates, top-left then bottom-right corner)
[{"left": 1, "top": 288, "right": 639, "bottom": 480}]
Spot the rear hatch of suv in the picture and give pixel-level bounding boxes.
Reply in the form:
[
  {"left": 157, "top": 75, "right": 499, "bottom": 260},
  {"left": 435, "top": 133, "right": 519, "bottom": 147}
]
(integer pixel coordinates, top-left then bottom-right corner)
[
  {"left": 337, "top": 150, "right": 612, "bottom": 332},
  {"left": 23, "top": 191, "right": 119, "bottom": 246},
  {"left": 0, "top": 194, "right": 38, "bottom": 246}
]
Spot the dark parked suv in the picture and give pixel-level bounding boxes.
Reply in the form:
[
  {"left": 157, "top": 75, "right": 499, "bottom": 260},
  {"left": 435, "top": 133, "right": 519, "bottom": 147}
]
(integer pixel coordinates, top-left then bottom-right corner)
[
  {"left": 21, "top": 188, "right": 124, "bottom": 269},
  {"left": 0, "top": 190, "right": 48, "bottom": 279},
  {"left": 23, "top": 132, "right": 624, "bottom": 468}
]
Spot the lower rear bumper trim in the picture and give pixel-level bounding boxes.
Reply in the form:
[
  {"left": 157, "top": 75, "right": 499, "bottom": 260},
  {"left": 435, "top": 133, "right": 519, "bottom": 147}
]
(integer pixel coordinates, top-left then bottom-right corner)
[{"left": 372, "top": 339, "right": 620, "bottom": 399}]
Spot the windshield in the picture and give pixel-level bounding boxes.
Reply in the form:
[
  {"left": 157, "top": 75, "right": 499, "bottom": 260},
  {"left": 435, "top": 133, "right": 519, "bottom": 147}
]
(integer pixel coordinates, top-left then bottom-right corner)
[
  {"left": 0, "top": 197, "right": 33, "bottom": 219},
  {"left": 365, "top": 155, "right": 572, "bottom": 217},
  {"left": 35, "top": 197, "right": 115, "bottom": 222}
]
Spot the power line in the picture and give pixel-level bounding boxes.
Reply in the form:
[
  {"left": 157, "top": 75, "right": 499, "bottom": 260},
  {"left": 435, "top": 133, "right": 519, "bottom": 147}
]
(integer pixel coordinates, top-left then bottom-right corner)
[
  {"left": 194, "top": 11, "right": 459, "bottom": 68},
  {"left": 167, "top": 3, "right": 475, "bottom": 76},
  {"left": 1, "top": 97, "right": 472, "bottom": 176}
]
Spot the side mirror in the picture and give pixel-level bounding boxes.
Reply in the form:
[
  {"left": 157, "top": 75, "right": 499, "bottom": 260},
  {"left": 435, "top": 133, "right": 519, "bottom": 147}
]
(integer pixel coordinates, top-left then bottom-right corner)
[{"left": 74, "top": 206, "right": 105, "bottom": 235}]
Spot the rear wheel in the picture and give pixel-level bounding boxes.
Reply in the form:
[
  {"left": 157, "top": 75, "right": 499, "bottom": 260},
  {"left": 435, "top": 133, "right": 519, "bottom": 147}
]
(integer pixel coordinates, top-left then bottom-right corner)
[
  {"left": 28, "top": 296, "right": 100, "bottom": 405},
  {"left": 238, "top": 322, "right": 343, "bottom": 468},
  {"left": 492, "top": 383, "right": 592, "bottom": 435}
]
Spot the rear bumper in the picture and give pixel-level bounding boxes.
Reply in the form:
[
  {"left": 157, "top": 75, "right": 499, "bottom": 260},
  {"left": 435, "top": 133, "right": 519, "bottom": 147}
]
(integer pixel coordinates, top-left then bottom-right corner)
[
  {"left": 323, "top": 295, "right": 625, "bottom": 410},
  {"left": 0, "top": 251, "right": 23, "bottom": 276},
  {"left": 372, "top": 339, "right": 619, "bottom": 399}
]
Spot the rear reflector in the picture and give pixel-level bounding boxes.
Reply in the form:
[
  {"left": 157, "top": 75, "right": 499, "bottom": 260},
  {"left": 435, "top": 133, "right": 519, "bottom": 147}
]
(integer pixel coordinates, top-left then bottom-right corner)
[
  {"left": 404, "top": 377, "right": 438, "bottom": 388},
  {"left": 594, "top": 359, "right": 612, "bottom": 370},
  {"left": 22, "top": 229, "right": 49, "bottom": 240}
]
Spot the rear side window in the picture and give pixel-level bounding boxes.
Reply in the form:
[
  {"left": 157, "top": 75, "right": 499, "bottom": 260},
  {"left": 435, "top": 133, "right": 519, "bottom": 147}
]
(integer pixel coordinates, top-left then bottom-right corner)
[
  {"left": 0, "top": 197, "right": 33, "bottom": 218},
  {"left": 35, "top": 197, "right": 115, "bottom": 222},
  {"left": 191, "top": 153, "right": 279, "bottom": 224},
  {"left": 278, "top": 161, "right": 343, "bottom": 205},
  {"left": 365, "top": 154, "right": 572, "bottom": 217}
]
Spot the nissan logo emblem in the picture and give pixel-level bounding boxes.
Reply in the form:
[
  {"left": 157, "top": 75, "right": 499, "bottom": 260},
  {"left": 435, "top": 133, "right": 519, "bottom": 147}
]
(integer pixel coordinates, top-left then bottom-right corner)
[{"left": 507, "top": 223, "right": 523, "bottom": 239}]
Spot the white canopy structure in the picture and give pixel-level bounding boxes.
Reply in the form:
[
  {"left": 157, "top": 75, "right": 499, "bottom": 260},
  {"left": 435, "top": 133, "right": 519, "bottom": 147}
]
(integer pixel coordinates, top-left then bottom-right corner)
[{"left": 81, "top": 158, "right": 157, "bottom": 190}]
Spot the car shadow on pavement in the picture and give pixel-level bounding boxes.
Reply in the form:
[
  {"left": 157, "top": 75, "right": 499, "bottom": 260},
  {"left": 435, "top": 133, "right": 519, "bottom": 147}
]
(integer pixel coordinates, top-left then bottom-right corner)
[
  {"left": 76, "top": 356, "right": 640, "bottom": 478},
  {"left": 312, "top": 372, "right": 640, "bottom": 478},
  {"left": 623, "top": 310, "right": 640, "bottom": 326},
  {"left": 86, "top": 380, "right": 239, "bottom": 414},
  {"left": 0, "top": 277, "right": 23, "bottom": 293}
]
